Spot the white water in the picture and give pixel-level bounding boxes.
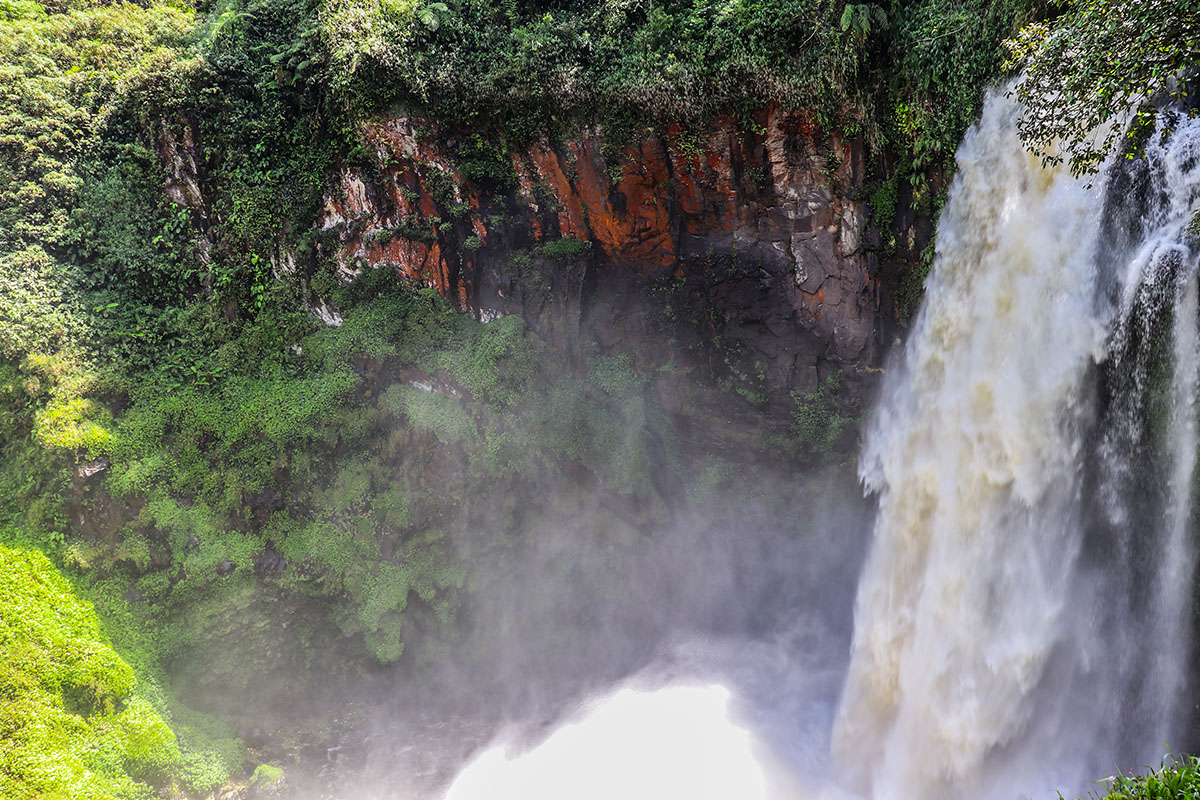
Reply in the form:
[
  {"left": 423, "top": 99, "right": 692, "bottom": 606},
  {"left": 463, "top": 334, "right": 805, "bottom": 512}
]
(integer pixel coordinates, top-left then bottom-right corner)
[
  {"left": 1145, "top": 112, "right": 1200, "bottom": 728},
  {"left": 833, "top": 91, "right": 1107, "bottom": 800},
  {"left": 1092, "top": 108, "right": 1200, "bottom": 756},
  {"left": 834, "top": 92, "right": 1200, "bottom": 799},
  {"left": 438, "top": 92, "right": 1200, "bottom": 800}
]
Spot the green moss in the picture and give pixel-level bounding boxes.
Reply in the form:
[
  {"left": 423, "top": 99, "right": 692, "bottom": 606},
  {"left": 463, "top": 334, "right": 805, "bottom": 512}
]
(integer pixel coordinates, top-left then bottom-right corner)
[
  {"left": 686, "top": 457, "right": 741, "bottom": 505},
  {"left": 785, "top": 373, "right": 855, "bottom": 463},
  {"left": 870, "top": 172, "right": 899, "bottom": 245},
  {"left": 0, "top": 544, "right": 182, "bottom": 800},
  {"left": 381, "top": 386, "right": 477, "bottom": 444},
  {"left": 170, "top": 706, "right": 244, "bottom": 793},
  {"left": 536, "top": 236, "right": 591, "bottom": 262},
  {"left": 897, "top": 239, "right": 937, "bottom": 324},
  {"left": 456, "top": 132, "right": 517, "bottom": 187},
  {"left": 251, "top": 763, "right": 285, "bottom": 787}
]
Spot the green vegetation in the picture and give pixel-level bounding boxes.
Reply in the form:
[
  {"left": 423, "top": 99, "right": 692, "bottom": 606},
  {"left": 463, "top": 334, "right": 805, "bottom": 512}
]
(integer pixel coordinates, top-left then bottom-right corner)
[
  {"left": 1067, "top": 757, "right": 1200, "bottom": 800},
  {"left": 1008, "top": 0, "right": 1200, "bottom": 175},
  {"left": 537, "top": 236, "right": 591, "bottom": 262},
  {"left": 0, "top": 544, "right": 180, "bottom": 799},
  {"left": 297, "top": 0, "right": 1047, "bottom": 195},
  {"left": 250, "top": 763, "right": 285, "bottom": 789},
  {"left": 788, "top": 374, "right": 855, "bottom": 462},
  {"left": 0, "top": 0, "right": 193, "bottom": 256},
  {"left": 882, "top": 0, "right": 1045, "bottom": 183},
  {"left": 897, "top": 240, "right": 936, "bottom": 323},
  {"left": 0, "top": 540, "right": 245, "bottom": 795}
]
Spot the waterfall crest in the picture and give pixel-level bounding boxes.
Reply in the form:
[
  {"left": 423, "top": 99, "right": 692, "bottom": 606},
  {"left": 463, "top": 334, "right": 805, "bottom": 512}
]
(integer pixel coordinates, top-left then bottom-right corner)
[{"left": 833, "top": 90, "right": 1200, "bottom": 800}]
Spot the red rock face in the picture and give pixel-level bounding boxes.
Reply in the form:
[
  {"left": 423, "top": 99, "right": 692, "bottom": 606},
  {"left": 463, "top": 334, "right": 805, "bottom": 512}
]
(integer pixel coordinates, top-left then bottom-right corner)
[
  {"left": 157, "top": 102, "right": 924, "bottom": 409},
  {"left": 315, "top": 105, "right": 911, "bottom": 401}
]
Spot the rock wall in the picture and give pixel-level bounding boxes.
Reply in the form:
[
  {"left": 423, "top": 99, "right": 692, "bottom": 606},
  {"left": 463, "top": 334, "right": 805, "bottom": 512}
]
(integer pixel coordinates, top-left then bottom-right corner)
[
  {"left": 315, "top": 107, "right": 926, "bottom": 410},
  {"left": 155, "top": 104, "right": 930, "bottom": 427}
]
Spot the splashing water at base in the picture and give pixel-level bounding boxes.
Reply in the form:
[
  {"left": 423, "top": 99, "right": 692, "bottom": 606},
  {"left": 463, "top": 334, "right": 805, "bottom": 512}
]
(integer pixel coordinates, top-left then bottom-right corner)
[{"left": 444, "top": 685, "right": 772, "bottom": 800}]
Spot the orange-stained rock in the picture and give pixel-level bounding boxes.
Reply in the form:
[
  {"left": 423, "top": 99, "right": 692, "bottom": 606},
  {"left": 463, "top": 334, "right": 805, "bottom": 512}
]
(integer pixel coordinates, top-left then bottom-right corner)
[
  {"left": 309, "top": 107, "right": 916, "bottom": 396},
  {"left": 151, "top": 103, "right": 928, "bottom": 408}
]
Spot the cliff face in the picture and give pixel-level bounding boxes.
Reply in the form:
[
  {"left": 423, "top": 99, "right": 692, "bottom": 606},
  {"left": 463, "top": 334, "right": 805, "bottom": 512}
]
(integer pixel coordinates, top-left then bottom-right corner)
[
  {"left": 315, "top": 107, "right": 925, "bottom": 412},
  {"left": 152, "top": 104, "right": 929, "bottom": 433},
  {"left": 125, "top": 105, "right": 929, "bottom": 778}
]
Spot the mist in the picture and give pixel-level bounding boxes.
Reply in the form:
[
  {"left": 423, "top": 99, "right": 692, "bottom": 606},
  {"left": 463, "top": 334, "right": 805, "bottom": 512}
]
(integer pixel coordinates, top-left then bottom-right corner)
[
  {"left": 287, "top": 88, "right": 1200, "bottom": 800},
  {"left": 277, "top": 444, "right": 874, "bottom": 799}
]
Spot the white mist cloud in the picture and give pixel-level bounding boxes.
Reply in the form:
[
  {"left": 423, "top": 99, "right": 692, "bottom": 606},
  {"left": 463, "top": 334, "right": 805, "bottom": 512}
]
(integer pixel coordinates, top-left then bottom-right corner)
[{"left": 443, "top": 684, "right": 770, "bottom": 800}]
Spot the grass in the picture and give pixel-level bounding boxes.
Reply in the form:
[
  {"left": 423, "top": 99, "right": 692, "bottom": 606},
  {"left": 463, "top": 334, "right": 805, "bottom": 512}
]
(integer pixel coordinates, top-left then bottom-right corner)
[{"left": 1074, "top": 757, "right": 1200, "bottom": 800}]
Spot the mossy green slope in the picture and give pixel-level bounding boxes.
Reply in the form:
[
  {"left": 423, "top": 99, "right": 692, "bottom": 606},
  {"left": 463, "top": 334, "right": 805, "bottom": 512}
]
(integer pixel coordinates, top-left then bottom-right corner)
[{"left": 0, "top": 545, "right": 179, "bottom": 800}]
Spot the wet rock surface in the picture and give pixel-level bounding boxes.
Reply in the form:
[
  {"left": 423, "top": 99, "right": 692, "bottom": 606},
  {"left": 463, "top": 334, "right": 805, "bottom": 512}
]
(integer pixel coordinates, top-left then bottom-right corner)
[
  {"left": 312, "top": 108, "right": 924, "bottom": 412},
  {"left": 150, "top": 100, "right": 938, "bottom": 430}
]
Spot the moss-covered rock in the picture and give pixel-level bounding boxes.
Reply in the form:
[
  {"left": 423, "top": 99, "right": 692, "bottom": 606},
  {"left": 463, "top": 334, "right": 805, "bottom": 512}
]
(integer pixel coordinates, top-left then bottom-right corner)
[{"left": 0, "top": 544, "right": 181, "bottom": 799}]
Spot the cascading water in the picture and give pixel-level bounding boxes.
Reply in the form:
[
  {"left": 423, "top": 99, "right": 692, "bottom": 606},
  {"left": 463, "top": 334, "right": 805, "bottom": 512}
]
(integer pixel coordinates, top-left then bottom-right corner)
[
  {"left": 833, "top": 89, "right": 1200, "bottom": 800},
  {"left": 434, "top": 88, "right": 1200, "bottom": 800}
]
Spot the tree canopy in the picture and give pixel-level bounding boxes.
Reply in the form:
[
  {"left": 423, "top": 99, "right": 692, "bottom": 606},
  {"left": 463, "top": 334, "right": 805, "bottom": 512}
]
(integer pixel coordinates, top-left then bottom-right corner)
[{"left": 1008, "top": 0, "right": 1200, "bottom": 175}]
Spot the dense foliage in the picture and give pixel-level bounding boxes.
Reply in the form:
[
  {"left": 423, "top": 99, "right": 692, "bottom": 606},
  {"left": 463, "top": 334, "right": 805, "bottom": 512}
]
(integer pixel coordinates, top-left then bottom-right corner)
[
  {"left": 0, "top": 0, "right": 193, "bottom": 255},
  {"left": 1008, "top": 0, "right": 1200, "bottom": 175},
  {"left": 0, "top": 544, "right": 179, "bottom": 799},
  {"left": 227, "top": 0, "right": 1046, "bottom": 184}
]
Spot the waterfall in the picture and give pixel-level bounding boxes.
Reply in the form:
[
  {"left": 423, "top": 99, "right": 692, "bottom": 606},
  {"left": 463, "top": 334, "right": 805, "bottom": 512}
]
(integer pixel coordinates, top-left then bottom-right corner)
[
  {"left": 832, "top": 89, "right": 1200, "bottom": 800},
  {"left": 435, "top": 89, "right": 1200, "bottom": 800}
]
